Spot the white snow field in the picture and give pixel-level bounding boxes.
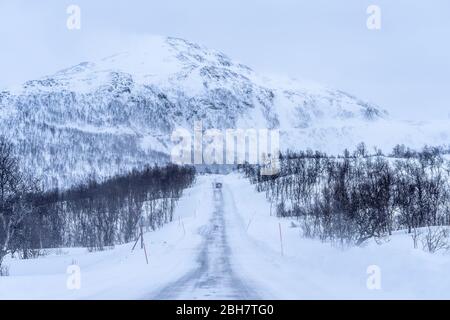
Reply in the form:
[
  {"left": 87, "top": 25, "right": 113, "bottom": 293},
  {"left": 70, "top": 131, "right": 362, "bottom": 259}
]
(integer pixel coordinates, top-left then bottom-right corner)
[{"left": 1, "top": 174, "right": 450, "bottom": 300}]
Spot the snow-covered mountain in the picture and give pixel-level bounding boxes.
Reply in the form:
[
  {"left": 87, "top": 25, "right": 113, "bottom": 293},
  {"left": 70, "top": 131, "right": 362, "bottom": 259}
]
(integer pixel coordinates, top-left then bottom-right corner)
[{"left": 0, "top": 35, "right": 448, "bottom": 188}]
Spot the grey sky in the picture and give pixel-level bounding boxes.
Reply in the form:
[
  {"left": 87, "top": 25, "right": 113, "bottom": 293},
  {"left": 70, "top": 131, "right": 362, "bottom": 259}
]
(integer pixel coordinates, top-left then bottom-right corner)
[{"left": 0, "top": 0, "right": 449, "bottom": 120}]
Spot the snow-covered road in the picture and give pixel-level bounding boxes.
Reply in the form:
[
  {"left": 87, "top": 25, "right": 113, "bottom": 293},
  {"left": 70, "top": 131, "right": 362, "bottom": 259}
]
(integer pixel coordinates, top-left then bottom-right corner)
[{"left": 154, "top": 183, "right": 258, "bottom": 299}]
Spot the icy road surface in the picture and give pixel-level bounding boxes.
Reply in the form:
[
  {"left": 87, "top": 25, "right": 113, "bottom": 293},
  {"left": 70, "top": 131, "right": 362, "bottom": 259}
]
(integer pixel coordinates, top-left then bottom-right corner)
[{"left": 154, "top": 185, "right": 258, "bottom": 299}]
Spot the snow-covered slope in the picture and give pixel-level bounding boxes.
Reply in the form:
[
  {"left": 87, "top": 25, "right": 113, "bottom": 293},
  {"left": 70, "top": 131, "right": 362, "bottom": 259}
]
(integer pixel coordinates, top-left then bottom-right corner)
[{"left": 0, "top": 35, "right": 448, "bottom": 188}]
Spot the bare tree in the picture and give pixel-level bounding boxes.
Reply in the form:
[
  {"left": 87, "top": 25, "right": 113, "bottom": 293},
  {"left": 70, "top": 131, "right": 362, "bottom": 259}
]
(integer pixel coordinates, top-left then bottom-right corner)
[
  {"left": 243, "top": 144, "right": 450, "bottom": 248},
  {"left": 0, "top": 137, "right": 35, "bottom": 271}
]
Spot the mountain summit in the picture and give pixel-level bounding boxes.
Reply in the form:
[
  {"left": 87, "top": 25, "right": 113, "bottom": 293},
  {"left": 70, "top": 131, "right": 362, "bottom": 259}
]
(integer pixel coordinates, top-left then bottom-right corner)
[{"left": 0, "top": 36, "right": 447, "bottom": 188}]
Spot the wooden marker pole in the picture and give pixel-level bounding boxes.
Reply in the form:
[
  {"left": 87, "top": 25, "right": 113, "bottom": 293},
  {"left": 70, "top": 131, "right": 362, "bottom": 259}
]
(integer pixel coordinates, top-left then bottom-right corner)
[
  {"left": 143, "top": 242, "right": 149, "bottom": 265},
  {"left": 279, "top": 222, "right": 284, "bottom": 256},
  {"left": 140, "top": 223, "right": 144, "bottom": 250}
]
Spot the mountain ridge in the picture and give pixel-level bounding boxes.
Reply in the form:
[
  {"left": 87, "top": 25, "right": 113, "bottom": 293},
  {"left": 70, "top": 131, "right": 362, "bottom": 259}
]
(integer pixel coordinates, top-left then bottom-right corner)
[{"left": 0, "top": 35, "right": 447, "bottom": 189}]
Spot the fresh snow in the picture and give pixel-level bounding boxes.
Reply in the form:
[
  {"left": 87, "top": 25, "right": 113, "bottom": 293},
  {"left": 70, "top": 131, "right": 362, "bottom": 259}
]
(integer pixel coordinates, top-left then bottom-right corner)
[{"left": 1, "top": 174, "right": 450, "bottom": 299}]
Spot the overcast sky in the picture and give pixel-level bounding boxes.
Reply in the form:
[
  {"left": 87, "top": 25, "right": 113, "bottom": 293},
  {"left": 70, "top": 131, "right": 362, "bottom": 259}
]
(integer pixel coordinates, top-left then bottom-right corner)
[{"left": 0, "top": 0, "right": 449, "bottom": 120}]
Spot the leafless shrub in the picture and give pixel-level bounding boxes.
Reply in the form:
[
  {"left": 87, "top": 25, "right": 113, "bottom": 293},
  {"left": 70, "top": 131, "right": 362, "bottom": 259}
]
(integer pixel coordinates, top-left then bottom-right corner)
[
  {"left": 0, "top": 264, "right": 9, "bottom": 276},
  {"left": 421, "top": 227, "right": 450, "bottom": 253},
  {"left": 300, "top": 219, "right": 313, "bottom": 239},
  {"left": 411, "top": 227, "right": 422, "bottom": 249}
]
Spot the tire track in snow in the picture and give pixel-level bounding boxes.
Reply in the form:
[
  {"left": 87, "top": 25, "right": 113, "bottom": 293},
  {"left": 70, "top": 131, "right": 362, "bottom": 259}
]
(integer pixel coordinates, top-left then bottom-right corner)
[{"left": 152, "top": 181, "right": 259, "bottom": 300}]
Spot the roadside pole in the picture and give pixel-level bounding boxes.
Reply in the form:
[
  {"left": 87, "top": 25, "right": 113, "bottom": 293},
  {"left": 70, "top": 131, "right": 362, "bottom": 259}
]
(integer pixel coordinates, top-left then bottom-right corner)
[{"left": 279, "top": 222, "right": 284, "bottom": 256}]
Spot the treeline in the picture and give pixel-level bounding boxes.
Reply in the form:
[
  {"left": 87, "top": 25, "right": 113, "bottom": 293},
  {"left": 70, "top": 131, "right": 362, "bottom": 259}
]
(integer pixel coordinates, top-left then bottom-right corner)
[
  {"left": 20, "top": 164, "right": 196, "bottom": 253},
  {"left": 241, "top": 143, "right": 450, "bottom": 246},
  {"left": 0, "top": 136, "right": 195, "bottom": 273}
]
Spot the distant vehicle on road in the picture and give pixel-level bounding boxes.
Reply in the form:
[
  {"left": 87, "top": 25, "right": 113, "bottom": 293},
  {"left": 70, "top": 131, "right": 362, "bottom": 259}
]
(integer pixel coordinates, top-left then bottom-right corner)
[{"left": 215, "top": 182, "right": 222, "bottom": 189}]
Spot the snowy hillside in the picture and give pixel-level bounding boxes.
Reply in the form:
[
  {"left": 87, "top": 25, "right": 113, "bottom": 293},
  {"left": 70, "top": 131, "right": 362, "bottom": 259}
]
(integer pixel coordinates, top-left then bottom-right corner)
[{"left": 0, "top": 35, "right": 448, "bottom": 188}]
